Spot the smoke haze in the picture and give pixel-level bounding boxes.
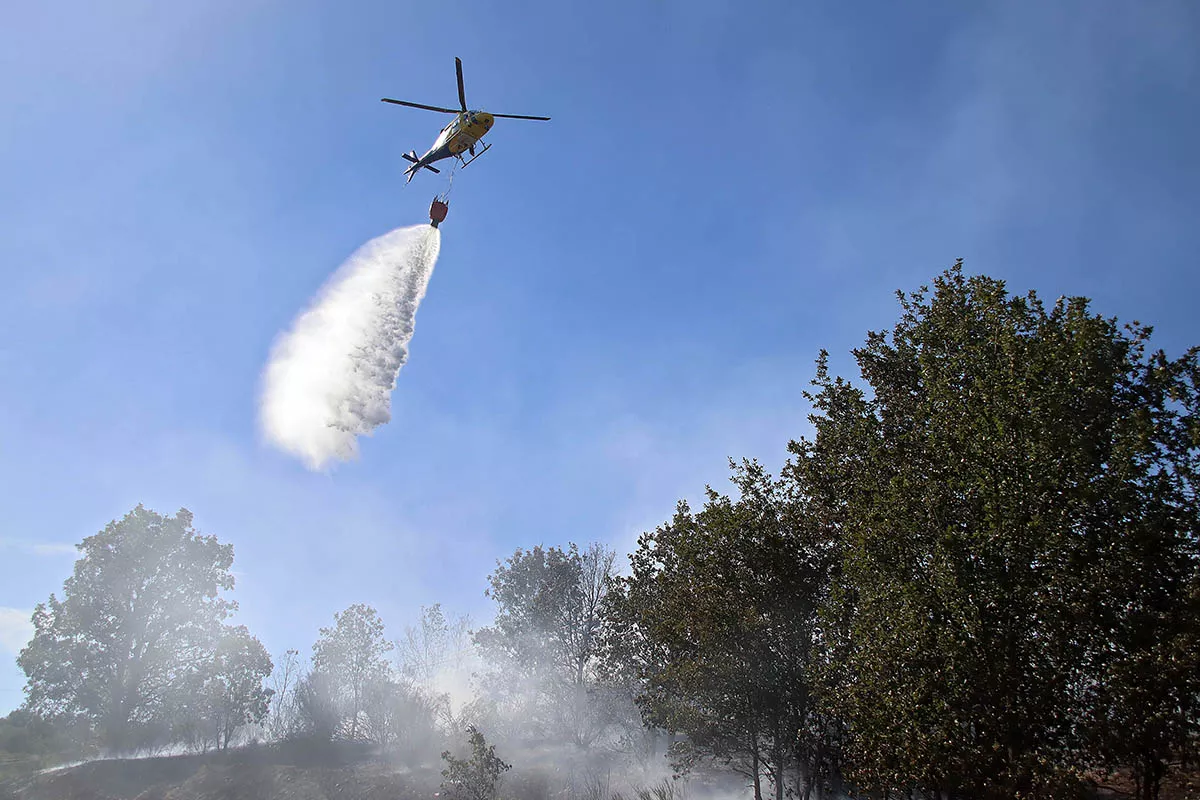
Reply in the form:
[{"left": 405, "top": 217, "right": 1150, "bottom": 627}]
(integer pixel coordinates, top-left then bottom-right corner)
[{"left": 259, "top": 225, "right": 441, "bottom": 470}]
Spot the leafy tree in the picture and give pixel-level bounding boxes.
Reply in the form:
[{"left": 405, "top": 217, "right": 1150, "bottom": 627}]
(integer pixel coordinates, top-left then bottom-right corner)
[
  {"left": 793, "top": 264, "right": 1200, "bottom": 798},
  {"left": 0, "top": 709, "right": 88, "bottom": 777},
  {"left": 606, "top": 499, "right": 766, "bottom": 794},
  {"left": 604, "top": 463, "right": 835, "bottom": 800},
  {"left": 17, "top": 506, "right": 238, "bottom": 751},
  {"left": 362, "top": 677, "right": 446, "bottom": 761},
  {"left": 0, "top": 710, "right": 61, "bottom": 756},
  {"left": 196, "top": 625, "right": 273, "bottom": 750},
  {"left": 441, "top": 725, "right": 511, "bottom": 800},
  {"left": 475, "top": 545, "right": 584, "bottom": 680},
  {"left": 1072, "top": 332, "right": 1200, "bottom": 798},
  {"left": 473, "top": 543, "right": 617, "bottom": 747},
  {"left": 311, "top": 603, "right": 393, "bottom": 740},
  {"left": 293, "top": 670, "right": 339, "bottom": 741}
]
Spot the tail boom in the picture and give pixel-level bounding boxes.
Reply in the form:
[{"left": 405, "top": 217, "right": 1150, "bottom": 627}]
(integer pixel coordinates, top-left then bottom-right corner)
[{"left": 402, "top": 150, "right": 440, "bottom": 182}]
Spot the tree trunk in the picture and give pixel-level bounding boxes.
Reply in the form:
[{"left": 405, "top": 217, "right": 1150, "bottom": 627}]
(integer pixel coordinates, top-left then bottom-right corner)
[
  {"left": 1141, "top": 750, "right": 1165, "bottom": 800},
  {"left": 773, "top": 734, "right": 785, "bottom": 800},
  {"left": 750, "top": 729, "right": 763, "bottom": 800}
]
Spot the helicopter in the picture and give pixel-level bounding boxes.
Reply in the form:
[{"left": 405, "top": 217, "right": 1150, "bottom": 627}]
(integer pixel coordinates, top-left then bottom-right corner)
[{"left": 382, "top": 57, "right": 550, "bottom": 183}]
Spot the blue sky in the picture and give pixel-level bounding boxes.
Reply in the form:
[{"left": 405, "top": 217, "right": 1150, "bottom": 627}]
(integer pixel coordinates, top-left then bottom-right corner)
[{"left": 2, "top": 0, "right": 1199, "bottom": 712}]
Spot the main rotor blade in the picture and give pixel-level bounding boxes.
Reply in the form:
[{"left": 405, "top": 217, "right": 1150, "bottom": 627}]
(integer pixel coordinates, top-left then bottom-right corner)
[
  {"left": 491, "top": 112, "right": 552, "bottom": 121},
  {"left": 381, "top": 98, "right": 459, "bottom": 114},
  {"left": 455, "top": 57, "right": 467, "bottom": 112}
]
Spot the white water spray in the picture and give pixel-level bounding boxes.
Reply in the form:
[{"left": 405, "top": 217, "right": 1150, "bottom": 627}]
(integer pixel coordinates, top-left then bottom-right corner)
[{"left": 259, "top": 224, "right": 441, "bottom": 470}]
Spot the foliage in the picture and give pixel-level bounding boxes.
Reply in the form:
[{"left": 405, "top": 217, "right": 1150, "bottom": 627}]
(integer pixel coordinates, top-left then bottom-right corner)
[
  {"left": 0, "top": 710, "right": 89, "bottom": 779},
  {"left": 604, "top": 463, "right": 837, "bottom": 800},
  {"left": 609, "top": 778, "right": 686, "bottom": 800},
  {"left": 363, "top": 677, "right": 447, "bottom": 762},
  {"left": 792, "top": 264, "right": 1200, "bottom": 798},
  {"left": 440, "top": 725, "right": 511, "bottom": 800},
  {"left": 192, "top": 625, "right": 274, "bottom": 750},
  {"left": 292, "top": 670, "right": 340, "bottom": 741},
  {"left": 15, "top": 505, "right": 257, "bottom": 752},
  {"left": 8, "top": 263, "right": 1197, "bottom": 799},
  {"left": 473, "top": 543, "right": 618, "bottom": 746},
  {"left": 311, "top": 603, "right": 394, "bottom": 741}
]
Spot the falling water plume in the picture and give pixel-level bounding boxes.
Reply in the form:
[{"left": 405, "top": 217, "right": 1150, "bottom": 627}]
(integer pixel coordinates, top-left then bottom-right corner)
[{"left": 259, "top": 225, "right": 441, "bottom": 470}]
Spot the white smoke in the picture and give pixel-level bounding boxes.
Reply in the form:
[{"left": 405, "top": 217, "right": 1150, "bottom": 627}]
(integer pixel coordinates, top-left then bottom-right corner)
[{"left": 259, "top": 224, "right": 441, "bottom": 470}]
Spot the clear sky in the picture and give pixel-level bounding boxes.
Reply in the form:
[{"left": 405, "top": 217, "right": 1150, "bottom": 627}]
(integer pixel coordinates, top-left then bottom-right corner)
[{"left": 2, "top": 0, "right": 1199, "bottom": 712}]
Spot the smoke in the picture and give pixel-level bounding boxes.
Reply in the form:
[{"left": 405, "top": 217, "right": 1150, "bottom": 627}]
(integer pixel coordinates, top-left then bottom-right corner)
[{"left": 260, "top": 225, "right": 441, "bottom": 470}]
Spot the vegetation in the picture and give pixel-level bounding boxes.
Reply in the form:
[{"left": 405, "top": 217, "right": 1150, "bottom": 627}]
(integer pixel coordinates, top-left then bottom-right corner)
[
  {"left": 0, "top": 709, "right": 86, "bottom": 780},
  {"left": 605, "top": 265, "right": 1200, "bottom": 799},
  {"left": 309, "top": 603, "right": 393, "bottom": 742},
  {"left": 471, "top": 542, "right": 623, "bottom": 748},
  {"left": 603, "top": 465, "right": 838, "bottom": 800},
  {"left": 16, "top": 506, "right": 271, "bottom": 754},
  {"left": 440, "top": 725, "right": 511, "bottom": 800},
  {"left": 3, "top": 263, "right": 1197, "bottom": 800}
]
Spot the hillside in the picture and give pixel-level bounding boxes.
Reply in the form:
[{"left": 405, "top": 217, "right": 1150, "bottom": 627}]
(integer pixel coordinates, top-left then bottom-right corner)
[{"left": 0, "top": 742, "right": 440, "bottom": 800}]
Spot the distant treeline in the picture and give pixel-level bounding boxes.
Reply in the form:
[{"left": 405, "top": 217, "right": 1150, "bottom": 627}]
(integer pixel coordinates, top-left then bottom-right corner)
[{"left": 4, "top": 263, "right": 1197, "bottom": 800}]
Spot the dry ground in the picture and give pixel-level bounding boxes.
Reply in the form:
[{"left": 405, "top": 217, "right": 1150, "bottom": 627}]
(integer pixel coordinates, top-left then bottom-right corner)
[{"left": 0, "top": 741, "right": 440, "bottom": 800}]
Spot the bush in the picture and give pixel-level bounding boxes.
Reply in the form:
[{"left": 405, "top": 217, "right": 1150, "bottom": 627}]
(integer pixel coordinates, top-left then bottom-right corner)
[{"left": 440, "top": 726, "right": 511, "bottom": 800}]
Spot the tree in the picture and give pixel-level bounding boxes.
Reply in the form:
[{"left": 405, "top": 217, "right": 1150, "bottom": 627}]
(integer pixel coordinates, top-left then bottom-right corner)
[
  {"left": 793, "top": 264, "right": 1200, "bottom": 797},
  {"left": 195, "top": 626, "right": 273, "bottom": 750},
  {"left": 473, "top": 543, "right": 617, "bottom": 747},
  {"left": 398, "top": 603, "right": 473, "bottom": 686},
  {"left": 0, "top": 709, "right": 87, "bottom": 777},
  {"left": 265, "top": 648, "right": 303, "bottom": 740},
  {"left": 293, "top": 670, "right": 339, "bottom": 741},
  {"left": 604, "top": 463, "right": 836, "bottom": 800},
  {"left": 17, "top": 505, "right": 238, "bottom": 751},
  {"left": 1072, "top": 331, "right": 1200, "bottom": 799},
  {"left": 441, "top": 725, "right": 511, "bottom": 800},
  {"left": 311, "top": 603, "right": 393, "bottom": 740},
  {"left": 362, "top": 677, "right": 446, "bottom": 762}
]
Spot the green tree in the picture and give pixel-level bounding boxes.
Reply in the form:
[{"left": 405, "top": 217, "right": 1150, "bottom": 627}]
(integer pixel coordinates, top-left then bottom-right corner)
[
  {"left": 1073, "top": 334, "right": 1200, "bottom": 799},
  {"left": 293, "top": 670, "right": 339, "bottom": 741},
  {"left": 17, "top": 505, "right": 238, "bottom": 751},
  {"left": 441, "top": 725, "right": 511, "bottom": 800},
  {"left": 196, "top": 625, "right": 273, "bottom": 750},
  {"left": 311, "top": 603, "right": 393, "bottom": 741},
  {"left": 362, "top": 677, "right": 446, "bottom": 761},
  {"left": 475, "top": 545, "right": 587, "bottom": 681},
  {"left": 473, "top": 543, "right": 617, "bottom": 747},
  {"left": 793, "top": 264, "right": 1200, "bottom": 797},
  {"left": 604, "top": 463, "right": 835, "bottom": 800},
  {"left": 0, "top": 709, "right": 86, "bottom": 778}
]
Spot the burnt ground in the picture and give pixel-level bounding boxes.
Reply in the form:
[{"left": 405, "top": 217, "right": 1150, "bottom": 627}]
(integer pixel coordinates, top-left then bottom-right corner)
[
  {"left": 0, "top": 741, "right": 441, "bottom": 800},
  {"left": 5, "top": 745, "right": 1199, "bottom": 800},
  {"left": 1089, "top": 768, "right": 1200, "bottom": 800}
]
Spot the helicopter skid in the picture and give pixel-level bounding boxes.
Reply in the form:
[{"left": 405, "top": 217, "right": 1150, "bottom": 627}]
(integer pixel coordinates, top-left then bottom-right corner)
[{"left": 458, "top": 142, "right": 492, "bottom": 168}]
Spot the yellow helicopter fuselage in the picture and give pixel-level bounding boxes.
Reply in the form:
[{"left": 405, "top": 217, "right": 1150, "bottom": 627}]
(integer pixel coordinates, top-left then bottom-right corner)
[{"left": 432, "top": 111, "right": 495, "bottom": 157}]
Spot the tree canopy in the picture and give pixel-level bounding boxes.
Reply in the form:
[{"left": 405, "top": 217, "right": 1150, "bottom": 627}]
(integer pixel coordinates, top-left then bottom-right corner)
[
  {"left": 310, "top": 603, "right": 394, "bottom": 741},
  {"left": 17, "top": 505, "right": 270, "bottom": 752},
  {"left": 473, "top": 543, "right": 619, "bottom": 747},
  {"left": 607, "top": 264, "right": 1200, "bottom": 799}
]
